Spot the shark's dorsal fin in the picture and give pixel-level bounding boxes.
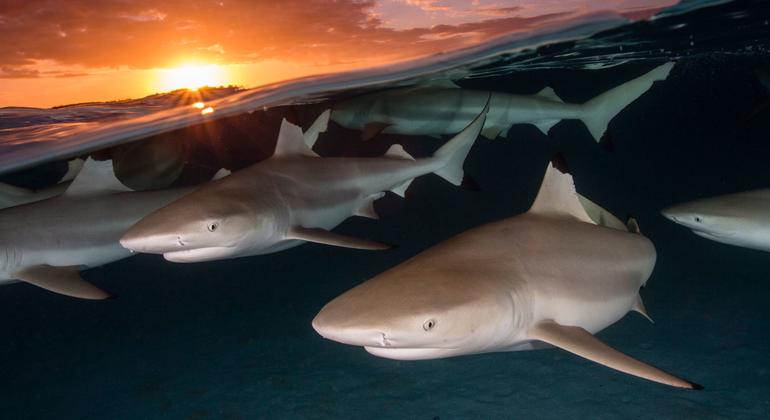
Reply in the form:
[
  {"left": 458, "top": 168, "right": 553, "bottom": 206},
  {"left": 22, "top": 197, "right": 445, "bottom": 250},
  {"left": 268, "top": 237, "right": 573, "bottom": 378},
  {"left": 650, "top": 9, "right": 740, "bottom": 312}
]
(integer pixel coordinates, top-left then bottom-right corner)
[
  {"left": 528, "top": 163, "right": 593, "bottom": 224},
  {"left": 64, "top": 158, "right": 131, "bottom": 197},
  {"left": 303, "top": 109, "right": 331, "bottom": 148},
  {"left": 274, "top": 118, "right": 319, "bottom": 158},
  {"left": 385, "top": 144, "right": 414, "bottom": 161},
  {"left": 535, "top": 86, "right": 563, "bottom": 103},
  {"left": 528, "top": 320, "right": 698, "bottom": 389}
]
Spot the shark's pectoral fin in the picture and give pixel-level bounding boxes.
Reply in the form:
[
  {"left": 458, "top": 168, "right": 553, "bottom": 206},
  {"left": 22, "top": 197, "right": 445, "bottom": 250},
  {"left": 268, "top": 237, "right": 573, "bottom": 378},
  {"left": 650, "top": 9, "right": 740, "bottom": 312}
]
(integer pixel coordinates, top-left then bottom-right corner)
[
  {"left": 286, "top": 227, "right": 391, "bottom": 250},
  {"left": 362, "top": 122, "right": 391, "bottom": 142},
  {"left": 14, "top": 265, "right": 112, "bottom": 300},
  {"left": 528, "top": 320, "right": 698, "bottom": 389}
]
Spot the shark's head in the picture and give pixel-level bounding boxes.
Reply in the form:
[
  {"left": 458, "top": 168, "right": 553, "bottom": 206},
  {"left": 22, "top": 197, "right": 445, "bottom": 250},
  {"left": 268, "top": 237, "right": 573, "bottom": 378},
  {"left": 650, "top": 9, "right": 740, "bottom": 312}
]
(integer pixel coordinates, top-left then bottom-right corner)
[
  {"left": 312, "top": 268, "right": 517, "bottom": 360},
  {"left": 121, "top": 189, "right": 278, "bottom": 262},
  {"left": 661, "top": 193, "right": 766, "bottom": 244}
]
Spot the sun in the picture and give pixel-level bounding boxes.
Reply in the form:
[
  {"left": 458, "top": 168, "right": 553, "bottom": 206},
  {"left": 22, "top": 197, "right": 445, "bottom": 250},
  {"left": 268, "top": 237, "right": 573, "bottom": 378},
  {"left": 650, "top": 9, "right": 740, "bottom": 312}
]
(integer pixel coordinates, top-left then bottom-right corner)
[{"left": 157, "top": 64, "right": 227, "bottom": 92}]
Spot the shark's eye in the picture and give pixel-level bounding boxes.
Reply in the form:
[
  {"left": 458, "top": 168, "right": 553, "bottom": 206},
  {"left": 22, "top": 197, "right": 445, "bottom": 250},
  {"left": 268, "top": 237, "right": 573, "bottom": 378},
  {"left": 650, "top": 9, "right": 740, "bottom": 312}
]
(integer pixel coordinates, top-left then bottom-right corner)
[
  {"left": 423, "top": 319, "right": 436, "bottom": 331},
  {"left": 208, "top": 222, "right": 219, "bottom": 232},
  {"left": 694, "top": 216, "right": 702, "bottom": 223}
]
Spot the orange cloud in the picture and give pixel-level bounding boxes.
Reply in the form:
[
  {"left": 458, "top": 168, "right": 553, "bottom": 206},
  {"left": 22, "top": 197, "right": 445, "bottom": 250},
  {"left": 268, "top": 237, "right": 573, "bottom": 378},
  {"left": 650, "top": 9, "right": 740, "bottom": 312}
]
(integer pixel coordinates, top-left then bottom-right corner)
[{"left": 0, "top": 0, "right": 675, "bottom": 75}]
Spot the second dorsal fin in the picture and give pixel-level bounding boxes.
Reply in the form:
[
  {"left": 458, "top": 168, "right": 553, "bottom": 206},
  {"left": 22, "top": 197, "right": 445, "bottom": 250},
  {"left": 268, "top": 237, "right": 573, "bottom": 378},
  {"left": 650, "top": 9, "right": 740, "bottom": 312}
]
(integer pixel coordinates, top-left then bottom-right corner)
[
  {"left": 535, "top": 86, "right": 563, "bottom": 103},
  {"left": 528, "top": 163, "right": 593, "bottom": 224},
  {"left": 64, "top": 158, "right": 131, "bottom": 197},
  {"left": 273, "top": 118, "right": 319, "bottom": 158}
]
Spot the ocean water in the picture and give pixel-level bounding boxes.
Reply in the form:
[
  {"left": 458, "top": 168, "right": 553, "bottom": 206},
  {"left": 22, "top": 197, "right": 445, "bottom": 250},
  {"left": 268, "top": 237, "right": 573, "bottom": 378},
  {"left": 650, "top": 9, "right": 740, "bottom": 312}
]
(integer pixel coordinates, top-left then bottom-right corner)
[{"left": 1, "top": 1, "right": 770, "bottom": 419}]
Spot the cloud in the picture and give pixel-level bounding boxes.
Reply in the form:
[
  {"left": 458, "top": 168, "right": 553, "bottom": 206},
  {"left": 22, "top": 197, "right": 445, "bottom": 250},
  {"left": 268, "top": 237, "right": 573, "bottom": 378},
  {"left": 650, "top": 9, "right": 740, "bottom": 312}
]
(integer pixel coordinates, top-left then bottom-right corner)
[{"left": 0, "top": 0, "right": 674, "bottom": 75}]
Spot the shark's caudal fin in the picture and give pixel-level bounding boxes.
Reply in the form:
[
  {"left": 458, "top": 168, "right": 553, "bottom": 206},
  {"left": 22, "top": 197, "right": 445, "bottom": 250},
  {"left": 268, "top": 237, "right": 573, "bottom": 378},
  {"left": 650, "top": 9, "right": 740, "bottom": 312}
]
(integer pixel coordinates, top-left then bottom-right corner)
[
  {"left": 432, "top": 96, "right": 490, "bottom": 185},
  {"left": 64, "top": 158, "right": 131, "bottom": 197},
  {"left": 580, "top": 62, "right": 674, "bottom": 142},
  {"left": 528, "top": 320, "right": 699, "bottom": 389},
  {"left": 529, "top": 163, "right": 594, "bottom": 224}
]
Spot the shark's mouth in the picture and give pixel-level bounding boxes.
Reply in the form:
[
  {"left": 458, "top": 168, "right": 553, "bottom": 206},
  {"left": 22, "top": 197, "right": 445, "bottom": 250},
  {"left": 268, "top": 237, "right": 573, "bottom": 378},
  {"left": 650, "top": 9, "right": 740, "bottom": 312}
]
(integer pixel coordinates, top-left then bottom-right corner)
[
  {"left": 163, "top": 246, "right": 237, "bottom": 263},
  {"left": 691, "top": 229, "right": 735, "bottom": 241},
  {"left": 363, "top": 345, "right": 461, "bottom": 360}
]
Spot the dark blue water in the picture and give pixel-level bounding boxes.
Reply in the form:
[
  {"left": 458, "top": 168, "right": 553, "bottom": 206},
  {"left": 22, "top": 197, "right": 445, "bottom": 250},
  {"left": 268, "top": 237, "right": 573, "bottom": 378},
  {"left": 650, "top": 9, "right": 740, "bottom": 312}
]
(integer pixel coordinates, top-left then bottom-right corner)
[{"left": 2, "top": 1, "right": 770, "bottom": 419}]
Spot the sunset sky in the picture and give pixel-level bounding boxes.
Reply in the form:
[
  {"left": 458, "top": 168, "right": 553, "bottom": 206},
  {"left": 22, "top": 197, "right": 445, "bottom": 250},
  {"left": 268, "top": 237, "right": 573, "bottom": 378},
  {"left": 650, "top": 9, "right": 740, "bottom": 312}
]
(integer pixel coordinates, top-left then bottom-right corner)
[{"left": 0, "top": 0, "right": 677, "bottom": 108}]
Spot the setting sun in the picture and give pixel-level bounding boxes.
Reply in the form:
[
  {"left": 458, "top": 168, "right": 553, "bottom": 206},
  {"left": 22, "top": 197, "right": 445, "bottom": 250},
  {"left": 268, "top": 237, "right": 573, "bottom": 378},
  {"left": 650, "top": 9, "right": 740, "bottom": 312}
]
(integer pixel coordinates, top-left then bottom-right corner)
[{"left": 156, "top": 64, "right": 228, "bottom": 92}]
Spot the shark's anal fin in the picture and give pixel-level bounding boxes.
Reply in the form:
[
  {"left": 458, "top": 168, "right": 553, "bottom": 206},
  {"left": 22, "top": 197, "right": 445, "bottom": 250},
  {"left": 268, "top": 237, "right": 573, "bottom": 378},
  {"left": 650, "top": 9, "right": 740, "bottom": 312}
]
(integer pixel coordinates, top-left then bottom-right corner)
[
  {"left": 533, "top": 119, "right": 560, "bottom": 135},
  {"left": 14, "top": 265, "right": 112, "bottom": 300},
  {"left": 287, "top": 227, "right": 391, "bottom": 250},
  {"left": 385, "top": 144, "right": 415, "bottom": 161},
  {"left": 355, "top": 192, "right": 385, "bottom": 219},
  {"left": 528, "top": 320, "right": 698, "bottom": 389},
  {"left": 361, "top": 122, "right": 391, "bottom": 142},
  {"left": 390, "top": 179, "right": 413, "bottom": 198}
]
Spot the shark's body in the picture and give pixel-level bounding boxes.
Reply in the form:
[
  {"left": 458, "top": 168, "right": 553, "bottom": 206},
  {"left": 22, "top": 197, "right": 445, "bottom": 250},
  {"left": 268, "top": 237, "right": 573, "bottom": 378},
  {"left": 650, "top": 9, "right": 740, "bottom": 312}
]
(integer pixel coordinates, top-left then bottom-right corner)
[
  {"left": 0, "top": 158, "right": 198, "bottom": 299},
  {"left": 121, "top": 104, "right": 489, "bottom": 262},
  {"left": 663, "top": 188, "right": 770, "bottom": 252},
  {"left": 314, "top": 163, "right": 698, "bottom": 389},
  {"left": 332, "top": 62, "right": 674, "bottom": 142}
]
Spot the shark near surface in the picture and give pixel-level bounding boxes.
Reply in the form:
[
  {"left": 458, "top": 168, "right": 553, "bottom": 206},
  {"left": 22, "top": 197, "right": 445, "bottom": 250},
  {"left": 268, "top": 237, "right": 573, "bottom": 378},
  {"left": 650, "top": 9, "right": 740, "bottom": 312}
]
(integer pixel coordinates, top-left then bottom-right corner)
[
  {"left": 120, "top": 100, "right": 490, "bottom": 263},
  {"left": 0, "top": 159, "right": 202, "bottom": 299},
  {"left": 313, "top": 162, "right": 700, "bottom": 389},
  {"left": 331, "top": 62, "right": 674, "bottom": 143}
]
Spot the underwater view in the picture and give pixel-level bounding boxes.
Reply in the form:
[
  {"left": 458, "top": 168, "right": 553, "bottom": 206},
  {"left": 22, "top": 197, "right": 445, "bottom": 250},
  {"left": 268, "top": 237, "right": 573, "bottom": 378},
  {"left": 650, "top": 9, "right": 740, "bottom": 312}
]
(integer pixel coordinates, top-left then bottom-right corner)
[{"left": 1, "top": 0, "right": 770, "bottom": 418}]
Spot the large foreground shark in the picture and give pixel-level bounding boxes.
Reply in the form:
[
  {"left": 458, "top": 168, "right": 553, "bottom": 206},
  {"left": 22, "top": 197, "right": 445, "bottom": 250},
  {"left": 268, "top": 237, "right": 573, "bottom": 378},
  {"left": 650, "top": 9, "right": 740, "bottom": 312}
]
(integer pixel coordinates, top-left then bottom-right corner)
[
  {"left": 662, "top": 189, "right": 770, "bottom": 252},
  {"left": 120, "top": 102, "right": 489, "bottom": 262},
  {"left": 331, "top": 62, "right": 674, "bottom": 143},
  {"left": 0, "top": 158, "right": 218, "bottom": 299},
  {"left": 313, "top": 162, "right": 699, "bottom": 389}
]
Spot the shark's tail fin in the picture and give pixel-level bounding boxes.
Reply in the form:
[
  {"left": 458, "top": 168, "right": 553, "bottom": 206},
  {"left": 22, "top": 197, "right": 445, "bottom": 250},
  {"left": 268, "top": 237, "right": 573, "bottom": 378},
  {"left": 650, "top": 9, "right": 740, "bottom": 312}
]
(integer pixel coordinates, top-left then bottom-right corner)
[
  {"left": 432, "top": 96, "right": 489, "bottom": 185},
  {"left": 580, "top": 62, "right": 674, "bottom": 142}
]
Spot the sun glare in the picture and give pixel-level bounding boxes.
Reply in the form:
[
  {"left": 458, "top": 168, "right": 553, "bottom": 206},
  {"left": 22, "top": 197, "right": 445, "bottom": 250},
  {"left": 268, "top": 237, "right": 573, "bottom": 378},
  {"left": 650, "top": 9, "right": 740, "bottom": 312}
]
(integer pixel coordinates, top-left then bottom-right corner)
[{"left": 157, "top": 64, "right": 227, "bottom": 92}]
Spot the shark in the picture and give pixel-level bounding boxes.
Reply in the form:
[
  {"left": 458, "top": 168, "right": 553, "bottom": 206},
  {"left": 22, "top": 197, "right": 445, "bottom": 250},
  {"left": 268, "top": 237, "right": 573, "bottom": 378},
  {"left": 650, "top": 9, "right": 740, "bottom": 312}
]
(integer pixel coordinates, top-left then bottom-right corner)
[
  {"left": 331, "top": 62, "right": 674, "bottom": 143},
  {"left": 662, "top": 189, "right": 770, "bottom": 252},
  {"left": 120, "top": 102, "right": 489, "bottom": 263},
  {"left": 313, "top": 162, "right": 699, "bottom": 389},
  {"left": 0, "top": 158, "right": 229, "bottom": 300}
]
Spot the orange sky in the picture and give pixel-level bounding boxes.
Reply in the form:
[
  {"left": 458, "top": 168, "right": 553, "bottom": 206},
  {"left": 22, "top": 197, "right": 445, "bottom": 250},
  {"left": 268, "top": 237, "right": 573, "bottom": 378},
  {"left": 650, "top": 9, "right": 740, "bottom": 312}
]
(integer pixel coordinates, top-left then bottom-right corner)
[{"left": 0, "top": 0, "right": 677, "bottom": 108}]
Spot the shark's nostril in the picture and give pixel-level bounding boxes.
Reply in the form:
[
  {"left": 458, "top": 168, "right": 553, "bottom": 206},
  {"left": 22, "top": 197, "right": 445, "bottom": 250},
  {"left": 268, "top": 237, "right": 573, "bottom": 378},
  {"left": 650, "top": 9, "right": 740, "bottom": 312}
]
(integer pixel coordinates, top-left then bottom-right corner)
[
  {"left": 177, "top": 236, "right": 185, "bottom": 247},
  {"left": 380, "top": 333, "right": 391, "bottom": 347}
]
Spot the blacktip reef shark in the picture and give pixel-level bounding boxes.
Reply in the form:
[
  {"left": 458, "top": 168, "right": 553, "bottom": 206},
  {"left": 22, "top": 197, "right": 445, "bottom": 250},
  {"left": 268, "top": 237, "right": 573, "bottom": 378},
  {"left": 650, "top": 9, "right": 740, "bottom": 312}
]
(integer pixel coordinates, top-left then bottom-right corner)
[
  {"left": 120, "top": 100, "right": 489, "bottom": 263},
  {"left": 0, "top": 158, "right": 229, "bottom": 300},
  {"left": 313, "top": 162, "right": 700, "bottom": 389},
  {"left": 331, "top": 62, "right": 674, "bottom": 143},
  {"left": 663, "top": 189, "right": 770, "bottom": 252}
]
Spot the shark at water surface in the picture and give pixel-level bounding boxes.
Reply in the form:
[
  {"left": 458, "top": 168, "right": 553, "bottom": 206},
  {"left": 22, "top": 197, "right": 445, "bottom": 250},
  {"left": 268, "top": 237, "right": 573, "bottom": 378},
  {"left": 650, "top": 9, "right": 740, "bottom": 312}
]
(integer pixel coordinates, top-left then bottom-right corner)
[{"left": 120, "top": 102, "right": 489, "bottom": 262}]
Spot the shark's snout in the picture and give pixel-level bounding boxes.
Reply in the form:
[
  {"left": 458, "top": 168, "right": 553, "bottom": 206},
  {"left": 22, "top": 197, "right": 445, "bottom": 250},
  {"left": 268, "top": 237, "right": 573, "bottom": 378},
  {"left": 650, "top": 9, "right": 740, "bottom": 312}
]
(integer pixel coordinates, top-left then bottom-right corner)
[
  {"left": 120, "top": 226, "right": 189, "bottom": 254},
  {"left": 660, "top": 208, "right": 677, "bottom": 222},
  {"left": 312, "top": 311, "right": 394, "bottom": 347}
]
